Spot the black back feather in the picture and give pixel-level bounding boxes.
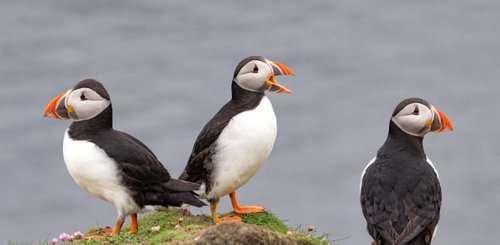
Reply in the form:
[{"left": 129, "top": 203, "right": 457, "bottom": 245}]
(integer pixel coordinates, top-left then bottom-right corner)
[{"left": 360, "top": 121, "right": 441, "bottom": 245}]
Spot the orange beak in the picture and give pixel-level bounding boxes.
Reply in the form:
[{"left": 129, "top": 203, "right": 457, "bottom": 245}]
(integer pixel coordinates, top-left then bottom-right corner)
[
  {"left": 271, "top": 62, "right": 295, "bottom": 76},
  {"left": 44, "top": 91, "right": 70, "bottom": 120},
  {"left": 430, "top": 106, "right": 453, "bottom": 132},
  {"left": 267, "top": 61, "right": 295, "bottom": 94}
]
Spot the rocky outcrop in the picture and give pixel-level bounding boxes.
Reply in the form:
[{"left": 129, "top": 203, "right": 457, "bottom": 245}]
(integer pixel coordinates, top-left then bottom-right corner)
[{"left": 189, "top": 222, "right": 315, "bottom": 245}]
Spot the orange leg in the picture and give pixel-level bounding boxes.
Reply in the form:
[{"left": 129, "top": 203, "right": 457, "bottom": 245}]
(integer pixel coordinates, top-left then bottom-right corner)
[
  {"left": 111, "top": 217, "right": 125, "bottom": 235},
  {"left": 128, "top": 213, "right": 138, "bottom": 234},
  {"left": 210, "top": 202, "right": 241, "bottom": 224},
  {"left": 85, "top": 217, "right": 124, "bottom": 239},
  {"left": 229, "top": 192, "right": 265, "bottom": 214}
]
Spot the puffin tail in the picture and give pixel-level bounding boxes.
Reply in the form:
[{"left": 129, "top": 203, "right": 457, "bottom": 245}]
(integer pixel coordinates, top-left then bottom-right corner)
[
  {"left": 163, "top": 178, "right": 200, "bottom": 192},
  {"left": 144, "top": 190, "right": 206, "bottom": 208},
  {"left": 144, "top": 178, "right": 206, "bottom": 207}
]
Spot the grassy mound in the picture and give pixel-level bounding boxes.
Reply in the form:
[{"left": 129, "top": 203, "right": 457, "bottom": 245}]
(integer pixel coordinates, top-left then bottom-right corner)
[{"left": 76, "top": 209, "right": 331, "bottom": 245}]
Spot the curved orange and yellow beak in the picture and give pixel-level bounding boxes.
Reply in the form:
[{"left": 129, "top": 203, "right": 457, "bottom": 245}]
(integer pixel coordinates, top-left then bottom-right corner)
[
  {"left": 429, "top": 106, "right": 453, "bottom": 132},
  {"left": 44, "top": 90, "right": 70, "bottom": 120},
  {"left": 266, "top": 61, "right": 295, "bottom": 94}
]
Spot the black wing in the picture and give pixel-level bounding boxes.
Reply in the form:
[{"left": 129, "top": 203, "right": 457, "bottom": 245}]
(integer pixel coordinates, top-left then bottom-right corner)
[
  {"left": 93, "top": 130, "right": 172, "bottom": 191},
  {"left": 91, "top": 130, "right": 205, "bottom": 207},
  {"left": 360, "top": 158, "right": 441, "bottom": 244},
  {"left": 178, "top": 101, "right": 237, "bottom": 185},
  {"left": 394, "top": 173, "right": 441, "bottom": 244}
]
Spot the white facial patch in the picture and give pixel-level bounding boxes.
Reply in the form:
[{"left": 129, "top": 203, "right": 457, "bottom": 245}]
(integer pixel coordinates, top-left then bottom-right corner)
[
  {"left": 66, "top": 88, "right": 111, "bottom": 121},
  {"left": 391, "top": 103, "right": 433, "bottom": 137},
  {"left": 234, "top": 60, "right": 272, "bottom": 92}
]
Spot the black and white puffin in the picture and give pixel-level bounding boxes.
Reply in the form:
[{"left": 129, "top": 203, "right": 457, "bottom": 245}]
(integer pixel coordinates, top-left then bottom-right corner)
[
  {"left": 178, "top": 56, "right": 295, "bottom": 223},
  {"left": 360, "top": 98, "right": 453, "bottom": 245},
  {"left": 44, "top": 79, "right": 205, "bottom": 236}
]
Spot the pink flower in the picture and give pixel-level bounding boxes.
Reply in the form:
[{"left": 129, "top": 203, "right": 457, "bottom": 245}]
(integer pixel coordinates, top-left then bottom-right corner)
[
  {"left": 50, "top": 238, "right": 58, "bottom": 244},
  {"left": 73, "top": 231, "right": 84, "bottom": 239},
  {"left": 58, "top": 232, "right": 70, "bottom": 241},
  {"left": 151, "top": 225, "right": 161, "bottom": 234}
]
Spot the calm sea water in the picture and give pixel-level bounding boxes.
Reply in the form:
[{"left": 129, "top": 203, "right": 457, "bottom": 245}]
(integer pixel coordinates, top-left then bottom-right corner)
[{"left": 1, "top": 0, "right": 499, "bottom": 243}]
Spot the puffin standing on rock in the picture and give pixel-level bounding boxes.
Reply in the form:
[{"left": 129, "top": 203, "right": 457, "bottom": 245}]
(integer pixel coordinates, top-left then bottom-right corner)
[
  {"left": 179, "top": 56, "right": 295, "bottom": 223},
  {"left": 360, "top": 98, "right": 453, "bottom": 245},
  {"left": 44, "top": 79, "right": 205, "bottom": 236}
]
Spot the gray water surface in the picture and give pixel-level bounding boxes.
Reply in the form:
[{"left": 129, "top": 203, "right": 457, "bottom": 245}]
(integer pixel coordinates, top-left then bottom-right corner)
[{"left": 1, "top": 0, "right": 499, "bottom": 244}]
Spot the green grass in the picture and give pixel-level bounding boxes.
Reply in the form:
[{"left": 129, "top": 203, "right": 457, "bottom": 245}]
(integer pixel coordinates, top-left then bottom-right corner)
[
  {"left": 239, "top": 211, "right": 290, "bottom": 233},
  {"left": 68, "top": 209, "right": 333, "bottom": 245}
]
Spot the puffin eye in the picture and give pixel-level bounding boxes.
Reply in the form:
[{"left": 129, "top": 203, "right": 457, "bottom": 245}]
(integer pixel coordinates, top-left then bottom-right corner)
[
  {"left": 80, "top": 93, "right": 87, "bottom": 101},
  {"left": 411, "top": 106, "right": 419, "bottom": 115},
  {"left": 252, "top": 65, "right": 259, "bottom": 73}
]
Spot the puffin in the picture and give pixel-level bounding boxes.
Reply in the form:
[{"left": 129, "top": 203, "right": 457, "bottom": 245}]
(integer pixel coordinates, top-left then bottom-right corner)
[
  {"left": 360, "top": 98, "right": 453, "bottom": 245},
  {"left": 44, "top": 79, "right": 205, "bottom": 236},
  {"left": 178, "top": 56, "right": 295, "bottom": 223}
]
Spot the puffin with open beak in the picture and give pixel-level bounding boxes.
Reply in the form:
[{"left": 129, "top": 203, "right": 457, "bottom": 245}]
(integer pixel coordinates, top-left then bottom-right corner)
[
  {"left": 44, "top": 79, "right": 205, "bottom": 237},
  {"left": 360, "top": 97, "right": 453, "bottom": 245},
  {"left": 179, "top": 56, "right": 295, "bottom": 223}
]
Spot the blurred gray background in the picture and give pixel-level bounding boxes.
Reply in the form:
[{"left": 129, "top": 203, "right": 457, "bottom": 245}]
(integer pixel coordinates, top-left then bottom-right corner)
[{"left": 1, "top": 0, "right": 499, "bottom": 243}]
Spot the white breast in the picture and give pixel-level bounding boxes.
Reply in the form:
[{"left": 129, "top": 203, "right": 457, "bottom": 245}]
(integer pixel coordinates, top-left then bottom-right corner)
[
  {"left": 426, "top": 157, "right": 439, "bottom": 179},
  {"left": 360, "top": 157, "right": 376, "bottom": 192},
  {"left": 63, "top": 130, "right": 139, "bottom": 216},
  {"left": 207, "top": 96, "right": 277, "bottom": 200}
]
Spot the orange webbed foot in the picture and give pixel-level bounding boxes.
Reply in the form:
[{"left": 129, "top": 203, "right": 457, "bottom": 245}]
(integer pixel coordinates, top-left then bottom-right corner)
[
  {"left": 229, "top": 192, "right": 266, "bottom": 214},
  {"left": 217, "top": 215, "right": 242, "bottom": 223},
  {"left": 234, "top": 205, "right": 265, "bottom": 214},
  {"left": 85, "top": 216, "right": 126, "bottom": 239}
]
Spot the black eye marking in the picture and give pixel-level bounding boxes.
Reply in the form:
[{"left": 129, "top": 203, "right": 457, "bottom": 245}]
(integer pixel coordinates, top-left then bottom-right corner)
[
  {"left": 412, "top": 105, "right": 419, "bottom": 115},
  {"left": 252, "top": 64, "right": 259, "bottom": 73},
  {"left": 80, "top": 93, "right": 87, "bottom": 101}
]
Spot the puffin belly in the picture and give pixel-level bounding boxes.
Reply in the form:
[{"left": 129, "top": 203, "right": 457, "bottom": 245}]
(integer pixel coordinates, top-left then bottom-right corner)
[
  {"left": 208, "top": 97, "right": 277, "bottom": 200},
  {"left": 63, "top": 130, "right": 140, "bottom": 215}
]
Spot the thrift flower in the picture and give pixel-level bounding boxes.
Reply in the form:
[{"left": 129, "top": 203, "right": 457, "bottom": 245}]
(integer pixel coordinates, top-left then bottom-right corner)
[
  {"left": 58, "top": 232, "right": 70, "bottom": 241},
  {"left": 73, "top": 231, "right": 84, "bottom": 239},
  {"left": 151, "top": 225, "right": 161, "bottom": 234}
]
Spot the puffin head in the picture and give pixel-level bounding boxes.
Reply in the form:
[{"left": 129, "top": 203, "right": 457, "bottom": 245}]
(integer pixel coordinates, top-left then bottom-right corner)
[
  {"left": 391, "top": 97, "right": 453, "bottom": 137},
  {"left": 44, "top": 79, "right": 111, "bottom": 121},
  {"left": 233, "top": 56, "right": 295, "bottom": 94}
]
